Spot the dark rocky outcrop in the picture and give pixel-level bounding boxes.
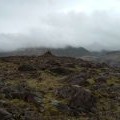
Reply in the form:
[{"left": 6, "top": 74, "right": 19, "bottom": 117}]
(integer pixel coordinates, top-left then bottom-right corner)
[
  {"left": 95, "top": 76, "right": 107, "bottom": 84},
  {"left": 55, "top": 86, "right": 96, "bottom": 115},
  {"left": 49, "top": 67, "right": 73, "bottom": 75},
  {"left": 64, "top": 73, "right": 89, "bottom": 86},
  {"left": 0, "top": 83, "right": 44, "bottom": 110},
  {"left": 42, "top": 51, "right": 55, "bottom": 57}
]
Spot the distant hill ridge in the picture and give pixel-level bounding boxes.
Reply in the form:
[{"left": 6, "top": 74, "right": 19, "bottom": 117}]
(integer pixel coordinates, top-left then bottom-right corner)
[{"left": 0, "top": 46, "right": 91, "bottom": 57}]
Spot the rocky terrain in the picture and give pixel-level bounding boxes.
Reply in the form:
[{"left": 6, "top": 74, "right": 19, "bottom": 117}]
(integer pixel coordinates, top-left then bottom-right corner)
[
  {"left": 0, "top": 47, "right": 120, "bottom": 68},
  {"left": 0, "top": 51, "right": 120, "bottom": 120}
]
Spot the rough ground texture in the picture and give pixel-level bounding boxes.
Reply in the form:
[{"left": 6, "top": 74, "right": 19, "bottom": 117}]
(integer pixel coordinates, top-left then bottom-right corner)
[{"left": 0, "top": 52, "right": 119, "bottom": 120}]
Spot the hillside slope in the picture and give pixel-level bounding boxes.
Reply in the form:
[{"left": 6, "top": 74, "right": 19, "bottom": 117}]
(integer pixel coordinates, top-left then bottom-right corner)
[{"left": 0, "top": 52, "right": 119, "bottom": 120}]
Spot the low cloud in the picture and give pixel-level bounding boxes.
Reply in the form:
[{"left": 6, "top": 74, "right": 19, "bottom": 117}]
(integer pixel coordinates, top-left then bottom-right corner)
[{"left": 0, "top": 0, "right": 120, "bottom": 51}]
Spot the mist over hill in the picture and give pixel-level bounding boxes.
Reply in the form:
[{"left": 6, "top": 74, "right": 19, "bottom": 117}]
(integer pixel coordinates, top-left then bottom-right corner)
[
  {"left": 0, "top": 0, "right": 120, "bottom": 119},
  {"left": 0, "top": 46, "right": 120, "bottom": 68},
  {"left": 0, "top": 46, "right": 90, "bottom": 57}
]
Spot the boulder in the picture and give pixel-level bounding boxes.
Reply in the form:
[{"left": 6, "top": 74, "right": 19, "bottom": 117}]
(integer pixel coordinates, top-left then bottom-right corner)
[
  {"left": 1, "top": 83, "right": 43, "bottom": 109},
  {"left": 51, "top": 100, "right": 70, "bottom": 113},
  {"left": 55, "top": 85, "right": 96, "bottom": 114},
  {"left": 95, "top": 76, "right": 107, "bottom": 84},
  {"left": 64, "top": 73, "right": 89, "bottom": 86}
]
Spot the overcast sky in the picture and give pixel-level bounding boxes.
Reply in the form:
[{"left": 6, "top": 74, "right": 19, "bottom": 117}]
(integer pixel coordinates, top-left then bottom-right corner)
[{"left": 0, "top": 0, "right": 120, "bottom": 51}]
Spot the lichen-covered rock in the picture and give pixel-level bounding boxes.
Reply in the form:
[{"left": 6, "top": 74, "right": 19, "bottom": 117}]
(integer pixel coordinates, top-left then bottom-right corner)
[
  {"left": 95, "top": 76, "right": 108, "bottom": 84},
  {"left": 55, "top": 85, "right": 96, "bottom": 115},
  {"left": 64, "top": 73, "right": 89, "bottom": 86},
  {"left": 0, "top": 83, "right": 44, "bottom": 110}
]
